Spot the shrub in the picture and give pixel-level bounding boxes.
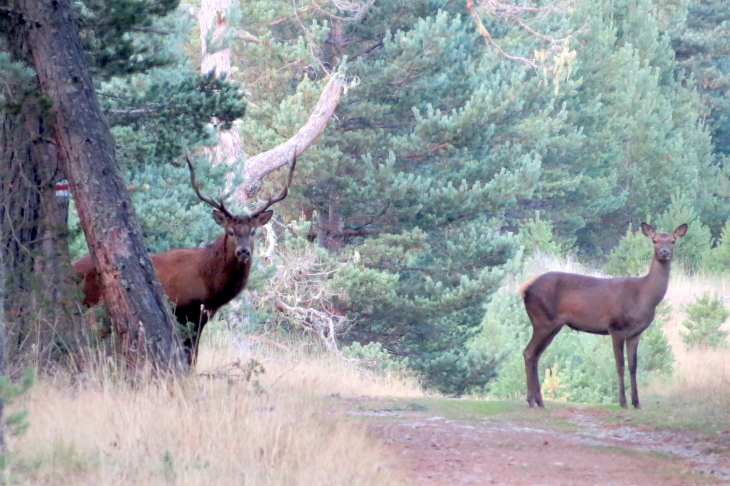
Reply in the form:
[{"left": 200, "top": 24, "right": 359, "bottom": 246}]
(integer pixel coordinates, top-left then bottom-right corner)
[
  {"left": 340, "top": 342, "right": 411, "bottom": 377},
  {"left": 604, "top": 224, "right": 652, "bottom": 276},
  {"left": 680, "top": 292, "right": 730, "bottom": 350},
  {"left": 708, "top": 219, "right": 730, "bottom": 272},
  {"left": 519, "top": 211, "right": 562, "bottom": 256}
]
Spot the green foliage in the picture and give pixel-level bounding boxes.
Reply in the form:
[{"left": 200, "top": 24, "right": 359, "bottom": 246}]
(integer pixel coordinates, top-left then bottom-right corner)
[
  {"left": 709, "top": 219, "right": 730, "bottom": 271},
  {"left": 604, "top": 224, "right": 653, "bottom": 276},
  {"left": 0, "top": 52, "right": 38, "bottom": 113},
  {"left": 74, "top": 0, "right": 182, "bottom": 79},
  {"left": 664, "top": 0, "right": 730, "bottom": 157},
  {"left": 102, "top": 70, "right": 247, "bottom": 163},
  {"left": 519, "top": 211, "right": 562, "bottom": 256},
  {"left": 0, "top": 366, "right": 35, "bottom": 438},
  {"left": 680, "top": 292, "right": 730, "bottom": 350},
  {"left": 473, "top": 283, "right": 673, "bottom": 404}
]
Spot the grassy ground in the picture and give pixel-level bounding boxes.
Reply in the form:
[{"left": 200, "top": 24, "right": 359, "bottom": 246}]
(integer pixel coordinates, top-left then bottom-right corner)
[
  {"left": 4, "top": 255, "right": 730, "bottom": 484},
  {"left": 6, "top": 339, "right": 420, "bottom": 485}
]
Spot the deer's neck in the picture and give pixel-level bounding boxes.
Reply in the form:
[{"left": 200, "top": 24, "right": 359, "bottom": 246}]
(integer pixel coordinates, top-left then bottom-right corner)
[
  {"left": 203, "top": 234, "right": 251, "bottom": 304},
  {"left": 641, "top": 256, "right": 672, "bottom": 307}
]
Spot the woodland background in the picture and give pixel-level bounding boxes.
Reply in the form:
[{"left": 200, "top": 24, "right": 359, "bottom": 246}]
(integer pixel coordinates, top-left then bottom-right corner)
[{"left": 1, "top": 0, "right": 730, "bottom": 403}]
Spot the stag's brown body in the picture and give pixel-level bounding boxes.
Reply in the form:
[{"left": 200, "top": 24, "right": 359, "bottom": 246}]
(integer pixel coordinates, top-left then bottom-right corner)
[
  {"left": 74, "top": 232, "right": 252, "bottom": 364},
  {"left": 520, "top": 223, "right": 687, "bottom": 409},
  {"left": 74, "top": 151, "right": 296, "bottom": 366}
]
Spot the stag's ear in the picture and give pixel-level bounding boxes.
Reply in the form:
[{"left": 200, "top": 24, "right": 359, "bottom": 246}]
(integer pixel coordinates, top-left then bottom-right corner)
[
  {"left": 251, "top": 210, "right": 273, "bottom": 228},
  {"left": 641, "top": 222, "right": 655, "bottom": 238},
  {"left": 674, "top": 223, "right": 688, "bottom": 238},
  {"left": 212, "top": 209, "right": 228, "bottom": 227}
]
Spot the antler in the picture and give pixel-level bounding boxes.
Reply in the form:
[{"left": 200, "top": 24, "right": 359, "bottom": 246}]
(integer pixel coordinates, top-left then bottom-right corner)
[
  {"left": 185, "top": 150, "right": 235, "bottom": 219},
  {"left": 249, "top": 150, "right": 297, "bottom": 217}
]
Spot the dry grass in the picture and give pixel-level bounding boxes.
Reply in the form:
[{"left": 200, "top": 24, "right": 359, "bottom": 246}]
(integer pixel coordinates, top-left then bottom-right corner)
[{"left": 6, "top": 333, "right": 420, "bottom": 485}]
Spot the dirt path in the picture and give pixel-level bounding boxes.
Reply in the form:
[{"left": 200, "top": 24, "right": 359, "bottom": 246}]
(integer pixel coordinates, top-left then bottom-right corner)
[{"left": 337, "top": 397, "right": 730, "bottom": 485}]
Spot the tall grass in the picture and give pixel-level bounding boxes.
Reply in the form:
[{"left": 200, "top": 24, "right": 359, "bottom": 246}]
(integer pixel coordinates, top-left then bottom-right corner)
[{"left": 6, "top": 333, "right": 419, "bottom": 485}]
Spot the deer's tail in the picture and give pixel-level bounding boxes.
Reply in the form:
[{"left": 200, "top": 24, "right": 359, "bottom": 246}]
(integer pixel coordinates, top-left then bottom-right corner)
[{"left": 519, "top": 276, "right": 540, "bottom": 300}]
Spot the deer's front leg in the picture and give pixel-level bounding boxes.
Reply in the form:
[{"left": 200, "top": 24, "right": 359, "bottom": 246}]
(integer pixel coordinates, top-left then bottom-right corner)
[{"left": 611, "top": 334, "right": 627, "bottom": 408}]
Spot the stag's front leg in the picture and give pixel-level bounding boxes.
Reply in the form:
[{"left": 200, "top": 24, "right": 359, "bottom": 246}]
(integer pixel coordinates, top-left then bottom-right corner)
[
  {"left": 611, "top": 334, "right": 628, "bottom": 408},
  {"left": 626, "top": 334, "right": 642, "bottom": 409}
]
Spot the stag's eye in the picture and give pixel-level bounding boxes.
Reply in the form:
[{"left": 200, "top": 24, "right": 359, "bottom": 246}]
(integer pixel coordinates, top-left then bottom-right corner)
[
  {"left": 250, "top": 229, "right": 256, "bottom": 236},
  {"left": 226, "top": 227, "right": 235, "bottom": 236}
]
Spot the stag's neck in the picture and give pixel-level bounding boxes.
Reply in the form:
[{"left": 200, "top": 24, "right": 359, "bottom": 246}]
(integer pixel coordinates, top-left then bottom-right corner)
[
  {"left": 641, "top": 256, "right": 672, "bottom": 307},
  {"left": 203, "top": 234, "right": 251, "bottom": 303}
]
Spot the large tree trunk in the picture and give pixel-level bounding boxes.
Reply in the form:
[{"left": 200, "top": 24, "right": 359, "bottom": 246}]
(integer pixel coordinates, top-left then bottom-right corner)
[
  {"left": 0, "top": 18, "right": 85, "bottom": 372},
  {"left": 17, "top": 0, "right": 184, "bottom": 375}
]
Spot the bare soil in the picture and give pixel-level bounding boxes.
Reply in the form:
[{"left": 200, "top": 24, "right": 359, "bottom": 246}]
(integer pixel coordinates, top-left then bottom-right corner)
[{"left": 334, "top": 396, "right": 730, "bottom": 485}]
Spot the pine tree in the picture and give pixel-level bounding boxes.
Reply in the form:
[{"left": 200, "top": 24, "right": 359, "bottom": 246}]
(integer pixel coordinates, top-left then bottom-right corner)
[
  {"left": 231, "top": 3, "right": 562, "bottom": 394},
  {"left": 667, "top": 0, "right": 730, "bottom": 157}
]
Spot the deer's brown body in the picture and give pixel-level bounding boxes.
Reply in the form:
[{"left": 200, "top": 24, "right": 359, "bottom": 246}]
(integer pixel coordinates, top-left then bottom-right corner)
[
  {"left": 74, "top": 232, "right": 254, "bottom": 364},
  {"left": 74, "top": 151, "right": 296, "bottom": 365},
  {"left": 520, "top": 223, "right": 687, "bottom": 409}
]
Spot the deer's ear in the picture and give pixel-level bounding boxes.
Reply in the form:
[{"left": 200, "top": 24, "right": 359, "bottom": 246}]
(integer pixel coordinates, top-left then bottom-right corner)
[
  {"left": 212, "top": 209, "right": 228, "bottom": 227},
  {"left": 251, "top": 210, "right": 273, "bottom": 227},
  {"left": 674, "top": 223, "right": 688, "bottom": 238},
  {"left": 640, "top": 222, "right": 655, "bottom": 238}
]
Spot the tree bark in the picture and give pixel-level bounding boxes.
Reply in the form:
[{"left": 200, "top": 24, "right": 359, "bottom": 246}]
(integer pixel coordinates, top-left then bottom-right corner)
[
  {"left": 0, "top": 13, "right": 85, "bottom": 371},
  {"left": 0, "top": 234, "right": 6, "bottom": 452},
  {"left": 17, "top": 0, "right": 184, "bottom": 375}
]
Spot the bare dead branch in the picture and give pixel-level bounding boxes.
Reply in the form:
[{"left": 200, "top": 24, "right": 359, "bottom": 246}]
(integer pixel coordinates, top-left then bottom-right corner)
[
  {"left": 309, "top": 0, "right": 375, "bottom": 23},
  {"left": 235, "top": 74, "right": 346, "bottom": 199},
  {"left": 467, "top": 0, "right": 539, "bottom": 70},
  {"left": 467, "top": 0, "right": 585, "bottom": 82},
  {"left": 233, "top": 31, "right": 261, "bottom": 43}
]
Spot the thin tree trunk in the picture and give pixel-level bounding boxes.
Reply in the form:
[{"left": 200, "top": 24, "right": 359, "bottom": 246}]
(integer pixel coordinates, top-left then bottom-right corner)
[
  {"left": 0, "top": 236, "right": 6, "bottom": 452},
  {"left": 17, "top": 0, "right": 184, "bottom": 375}
]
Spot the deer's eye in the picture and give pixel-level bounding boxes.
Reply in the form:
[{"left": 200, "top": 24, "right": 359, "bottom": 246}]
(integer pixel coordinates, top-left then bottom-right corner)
[
  {"left": 250, "top": 229, "right": 256, "bottom": 236},
  {"left": 226, "top": 227, "right": 235, "bottom": 236}
]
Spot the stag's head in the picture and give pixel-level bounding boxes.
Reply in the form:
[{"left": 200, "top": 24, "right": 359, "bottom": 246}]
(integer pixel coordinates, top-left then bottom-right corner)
[
  {"left": 641, "top": 222, "right": 688, "bottom": 262},
  {"left": 186, "top": 151, "right": 296, "bottom": 264}
]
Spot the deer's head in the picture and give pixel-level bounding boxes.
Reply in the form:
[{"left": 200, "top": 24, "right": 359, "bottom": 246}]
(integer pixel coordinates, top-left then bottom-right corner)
[
  {"left": 641, "top": 222, "right": 688, "bottom": 262},
  {"left": 186, "top": 151, "right": 296, "bottom": 264}
]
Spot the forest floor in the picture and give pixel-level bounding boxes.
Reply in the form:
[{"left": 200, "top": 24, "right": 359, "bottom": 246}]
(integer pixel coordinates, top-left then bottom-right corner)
[{"left": 332, "top": 395, "right": 730, "bottom": 485}]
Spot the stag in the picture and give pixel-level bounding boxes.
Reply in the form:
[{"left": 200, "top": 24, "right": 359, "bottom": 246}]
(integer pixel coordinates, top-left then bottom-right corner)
[
  {"left": 74, "top": 151, "right": 296, "bottom": 365},
  {"left": 520, "top": 222, "right": 687, "bottom": 408}
]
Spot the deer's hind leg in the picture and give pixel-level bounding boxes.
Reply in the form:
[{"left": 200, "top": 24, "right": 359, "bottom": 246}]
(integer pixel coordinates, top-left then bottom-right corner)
[
  {"left": 524, "top": 317, "right": 564, "bottom": 408},
  {"left": 626, "top": 334, "right": 642, "bottom": 409}
]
